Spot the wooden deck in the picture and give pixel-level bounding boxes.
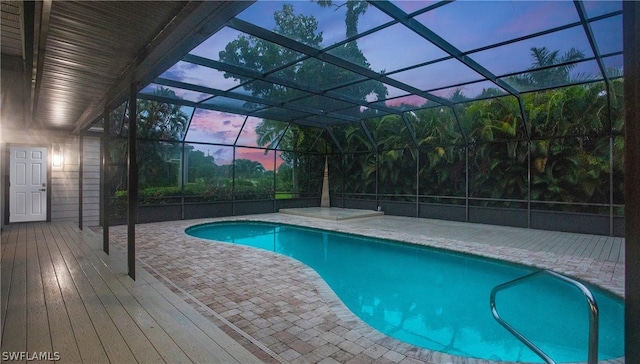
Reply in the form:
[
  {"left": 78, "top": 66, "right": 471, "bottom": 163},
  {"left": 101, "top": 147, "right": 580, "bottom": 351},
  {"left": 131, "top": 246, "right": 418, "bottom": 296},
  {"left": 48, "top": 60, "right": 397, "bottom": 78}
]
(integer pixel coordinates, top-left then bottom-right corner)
[{"left": 0, "top": 221, "right": 261, "bottom": 363}]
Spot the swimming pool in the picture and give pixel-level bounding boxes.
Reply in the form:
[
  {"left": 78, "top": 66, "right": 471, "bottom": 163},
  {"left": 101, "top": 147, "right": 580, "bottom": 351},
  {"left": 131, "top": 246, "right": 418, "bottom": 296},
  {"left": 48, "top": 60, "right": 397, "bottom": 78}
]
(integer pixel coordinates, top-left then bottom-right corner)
[{"left": 186, "top": 221, "right": 624, "bottom": 362}]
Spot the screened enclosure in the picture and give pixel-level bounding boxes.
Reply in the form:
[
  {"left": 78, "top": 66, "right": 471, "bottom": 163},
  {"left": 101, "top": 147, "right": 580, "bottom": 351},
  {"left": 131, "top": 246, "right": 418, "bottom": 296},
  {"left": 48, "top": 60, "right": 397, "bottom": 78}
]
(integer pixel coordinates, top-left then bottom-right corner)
[{"left": 89, "top": 0, "right": 625, "bottom": 236}]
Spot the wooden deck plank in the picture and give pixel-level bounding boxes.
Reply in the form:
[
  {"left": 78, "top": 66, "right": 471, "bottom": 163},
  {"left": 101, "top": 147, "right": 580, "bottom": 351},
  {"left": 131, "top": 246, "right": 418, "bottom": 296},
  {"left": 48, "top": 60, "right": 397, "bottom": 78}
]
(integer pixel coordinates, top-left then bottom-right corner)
[
  {"left": 42, "top": 224, "right": 110, "bottom": 363},
  {"left": 50, "top": 223, "right": 139, "bottom": 364},
  {"left": 616, "top": 237, "right": 625, "bottom": 261},
  {"left": 610, "top": 238, "right": 623, "bottom": 262},
  {"left": 26, "top": 223, "right": 52, "bottom": 354},
  {"left": 138, "top": 267, "right": 262, "bottom": 363},
  {"left": 126, "top": 281, "right": 244, "bottom": 364},
  {"left": 609, "top": 238, "right": 622, "bottom": 262},
  {"left": 1, "top": 222, "right": 19, "bottom": 342},
  {"left": 35, "top": 223, "right": 83, "bottom": 364},
  {"left": 71, "top": 238, "right": 197, "bottom": 364},
  {"left": 575, "top": 233, "right": 594, "bottom": 257},
  {"left": 579, "top": 234, "right": 599, "bottom": 258},
  {"left": 591, "top": 236, "right": 606, "bottom": 258},
  {"left": 578, "top": 234, "right": 599, "bottom": 257},
  {"left": 53, "top": 223, "right": 167, "bottom": 363},
  {"left": 59, "top": 222, "right": 257, "bottom": 364},
  {"left": 530, "top": 231, "right": 558, "bottom": 251},
  {"left": 547, "top": 233, "right": 574, "bottom": 255},
  {"left": 512, "top": 229, "right": 544, "bottom": 251},
  {"left": 596, "top": 236, "right": 614, "bottom": 261},
  {"left": 54, "top": 223, "right": 197, "bottom": 363},
  {"left": 70, "top": 225, "right": 260, "bottom": 363},
  {"left": 566, "top": 235, "right": 589, "bottom": 256},
  {"left": 1, "top": 224, "right": 28, "bottom": 354}
]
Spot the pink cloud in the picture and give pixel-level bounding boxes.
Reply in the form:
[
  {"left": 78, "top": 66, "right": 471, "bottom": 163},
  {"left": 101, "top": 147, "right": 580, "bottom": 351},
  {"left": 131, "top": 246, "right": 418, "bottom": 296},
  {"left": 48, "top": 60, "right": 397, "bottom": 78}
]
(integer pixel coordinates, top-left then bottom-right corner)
[
  {"left": 187, "top": 109, "right": 245, "bottom": 143},
  {"left": 385, "top": 95, "right": 429, "bottom": 108},
  {"left": 236, "top": 148, "right": 277, "bottom": 171},
  {"left": 235, "top": 116, "right": 273, "bottom": 148}
]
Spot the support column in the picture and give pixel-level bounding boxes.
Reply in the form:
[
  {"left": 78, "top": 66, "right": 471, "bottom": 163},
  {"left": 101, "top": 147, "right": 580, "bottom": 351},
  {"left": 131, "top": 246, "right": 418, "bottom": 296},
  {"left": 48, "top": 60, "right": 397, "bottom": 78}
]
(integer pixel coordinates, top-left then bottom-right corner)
[
  {"left": 102, "top": 108, "right": 110, "bottom": 254},
  {"left": 624, "top": 1, "right": 640, "bottom": 362},
  {"left": 127, "top": 83, "right": 138, "bottom": 280},
  {"left": 78, "top": 134, "right": 83, "bottom": 230}
]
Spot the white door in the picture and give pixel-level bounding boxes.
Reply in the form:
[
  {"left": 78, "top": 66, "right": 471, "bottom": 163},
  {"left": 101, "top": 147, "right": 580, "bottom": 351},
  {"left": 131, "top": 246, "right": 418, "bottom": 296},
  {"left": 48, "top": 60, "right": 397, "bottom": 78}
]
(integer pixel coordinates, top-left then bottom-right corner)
[{"left": 9, "top": 146, "right": 48, "bottom": 222}]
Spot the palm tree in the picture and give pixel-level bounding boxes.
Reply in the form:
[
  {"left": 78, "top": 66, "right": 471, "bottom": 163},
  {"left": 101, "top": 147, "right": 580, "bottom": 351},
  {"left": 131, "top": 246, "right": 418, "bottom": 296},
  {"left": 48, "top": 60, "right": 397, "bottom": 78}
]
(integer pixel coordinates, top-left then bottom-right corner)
[
  {"left": 510, "top": 47, "right": 586, "bottom": 90},
  {"left": 133, "top": 87, "right": 189, "bottom": 189},
  {"left": 255, "top": 120, "right": 303, "bottom": 196}
]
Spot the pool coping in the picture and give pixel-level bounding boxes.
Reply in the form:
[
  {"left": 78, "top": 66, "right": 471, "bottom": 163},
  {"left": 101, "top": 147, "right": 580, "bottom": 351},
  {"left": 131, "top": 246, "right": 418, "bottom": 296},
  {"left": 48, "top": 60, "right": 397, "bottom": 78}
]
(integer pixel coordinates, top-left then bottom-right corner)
[{"left": 106, "top": 214, "right": 624, "bottom": 364}]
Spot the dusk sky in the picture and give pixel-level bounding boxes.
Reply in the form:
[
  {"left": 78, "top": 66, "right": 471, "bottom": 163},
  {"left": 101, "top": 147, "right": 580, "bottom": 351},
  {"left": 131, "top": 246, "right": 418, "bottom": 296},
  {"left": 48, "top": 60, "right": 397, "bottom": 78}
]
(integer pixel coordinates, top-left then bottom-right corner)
[
  {"left": 142, "top": 0, "right": 622, "bottom": 169},
  {"left": 185, "top": 109, "right": 285, "bottom": 170}
]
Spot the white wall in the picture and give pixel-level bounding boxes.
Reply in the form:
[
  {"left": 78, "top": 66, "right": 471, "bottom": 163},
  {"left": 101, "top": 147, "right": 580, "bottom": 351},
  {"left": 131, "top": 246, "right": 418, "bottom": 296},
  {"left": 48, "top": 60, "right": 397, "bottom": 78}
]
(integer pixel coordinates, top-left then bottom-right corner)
[
  {"left": 0, "top": 132, "right": 3, "bottom": 230},
  {"left": 82, "top": 137, "right": 101, "bottom": 228},
  {"left": 1, "top": 128, "right": 101, "bottom": 228}
]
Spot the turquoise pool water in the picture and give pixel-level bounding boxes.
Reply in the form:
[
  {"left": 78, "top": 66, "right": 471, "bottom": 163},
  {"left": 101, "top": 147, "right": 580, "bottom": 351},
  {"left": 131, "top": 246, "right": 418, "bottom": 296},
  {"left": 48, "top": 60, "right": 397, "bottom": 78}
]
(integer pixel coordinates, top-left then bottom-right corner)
[{"left": 186, "top": 221, "right": 624, "bottom": 363}]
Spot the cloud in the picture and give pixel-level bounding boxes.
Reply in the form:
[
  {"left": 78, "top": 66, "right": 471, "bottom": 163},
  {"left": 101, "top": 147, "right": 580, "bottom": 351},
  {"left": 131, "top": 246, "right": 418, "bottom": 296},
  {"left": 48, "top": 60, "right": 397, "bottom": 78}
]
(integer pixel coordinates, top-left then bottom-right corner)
[
  {"left": 159, "top": 61, "right": 240, "bottom": 91},
  {"left": 385, "top": 95, "right": 428, "bottom": 108},
  {"left": 186, "top": 109, "right": 246, "bottom": 143}
]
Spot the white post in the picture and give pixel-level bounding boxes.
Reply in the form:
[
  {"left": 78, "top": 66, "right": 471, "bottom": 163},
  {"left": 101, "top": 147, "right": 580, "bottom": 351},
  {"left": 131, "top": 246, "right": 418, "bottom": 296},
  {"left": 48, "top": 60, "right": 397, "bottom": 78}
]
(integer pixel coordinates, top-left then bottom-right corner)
[{"left": 321, "top": 156, "right": 330, "bottom": 207}]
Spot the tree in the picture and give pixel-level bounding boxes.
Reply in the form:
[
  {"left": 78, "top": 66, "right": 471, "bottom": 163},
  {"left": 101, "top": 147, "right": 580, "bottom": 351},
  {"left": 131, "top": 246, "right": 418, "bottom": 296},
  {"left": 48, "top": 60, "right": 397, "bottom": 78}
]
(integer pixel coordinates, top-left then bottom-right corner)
[
  {"left": 449, "top": 89, "right": 469, "bottom": 103},
  {"left": 234, "top": 159, "right": 266, "bottom": 178},
  {"left": 132, "top": 87, "right": 190, "bottom": 189},
  {"left": 276, "top": 162, "right": 294, "bottom": 192},
  {"left": 186, "top": 148, "right": 217, "bottom": 182},
  {"left": 220, "top": 3, "right": 386, "bottom": 110},
  {"left": 316, "top": 0, "right": 369, "bottom": 38},
  {"left": 136, "top": 88, "right": 189, "bottom": 140},
  {"left": 219, "top": 3, "right": 386, "bottom": 198},
  {"left": 509, "top": 47, "right": 586, "bottom": 90}
]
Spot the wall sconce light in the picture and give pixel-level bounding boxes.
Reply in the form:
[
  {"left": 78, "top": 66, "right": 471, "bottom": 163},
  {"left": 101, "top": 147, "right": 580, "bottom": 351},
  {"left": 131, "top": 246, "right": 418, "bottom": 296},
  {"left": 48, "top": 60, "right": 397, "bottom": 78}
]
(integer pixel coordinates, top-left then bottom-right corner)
[{"left": 52, "top": 145, "right": 64, "bottom": 167}]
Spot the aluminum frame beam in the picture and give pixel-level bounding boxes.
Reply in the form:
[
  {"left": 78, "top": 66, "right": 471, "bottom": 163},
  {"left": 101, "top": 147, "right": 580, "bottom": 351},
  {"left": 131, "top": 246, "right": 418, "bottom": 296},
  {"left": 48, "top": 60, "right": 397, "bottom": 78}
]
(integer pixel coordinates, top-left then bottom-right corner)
[
  {"left": 180, "top": 54, "right": 409, "bottom": 122},
  {"left": 369, "top": 1, "right": 521, "bottom": 98},
  {"left": 227, "top": 18, "right": 453, "bottom": 108}
]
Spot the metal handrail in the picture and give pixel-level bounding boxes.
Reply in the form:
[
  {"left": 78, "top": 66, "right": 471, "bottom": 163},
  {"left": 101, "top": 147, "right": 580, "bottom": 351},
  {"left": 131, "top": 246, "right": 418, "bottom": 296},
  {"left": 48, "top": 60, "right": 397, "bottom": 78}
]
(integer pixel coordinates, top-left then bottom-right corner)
[{"left": 489, "top": 270, "right": 599, "bottom": 364}]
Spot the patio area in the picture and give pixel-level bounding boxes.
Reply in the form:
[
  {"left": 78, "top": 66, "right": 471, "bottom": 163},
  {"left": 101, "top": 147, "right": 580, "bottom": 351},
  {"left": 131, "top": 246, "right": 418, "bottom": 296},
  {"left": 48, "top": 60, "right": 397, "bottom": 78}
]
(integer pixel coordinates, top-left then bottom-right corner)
[{"left": 103, "top": 212, "right": 624, "bottom": 364}]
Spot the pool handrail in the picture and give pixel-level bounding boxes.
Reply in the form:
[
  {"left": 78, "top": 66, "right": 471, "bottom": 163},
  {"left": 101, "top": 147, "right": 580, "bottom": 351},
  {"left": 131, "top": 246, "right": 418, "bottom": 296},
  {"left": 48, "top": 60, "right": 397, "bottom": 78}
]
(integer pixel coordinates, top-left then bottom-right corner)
[{"left": 490, "top": 269, "right": 599, "bottom": 364}]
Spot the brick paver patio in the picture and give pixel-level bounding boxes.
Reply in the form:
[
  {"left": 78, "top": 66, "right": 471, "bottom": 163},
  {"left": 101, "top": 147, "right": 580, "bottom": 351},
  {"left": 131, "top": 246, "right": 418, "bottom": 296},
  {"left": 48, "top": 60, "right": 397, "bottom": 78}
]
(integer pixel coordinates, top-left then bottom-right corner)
[{"left": 105, "top": 213, "right": 624, "bottom": 364}]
